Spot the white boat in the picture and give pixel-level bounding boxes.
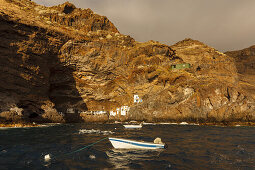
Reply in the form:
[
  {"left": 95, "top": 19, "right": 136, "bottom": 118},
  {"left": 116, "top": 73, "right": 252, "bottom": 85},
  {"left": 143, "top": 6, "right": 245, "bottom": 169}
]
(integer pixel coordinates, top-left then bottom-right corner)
[
  {"left": 123, "top": 124, "right": 142, "bottom": 129},
  {"left": 179, "top": 122, "right": 189, "bottom": 125},
  {"left": 109, "top": 137, "right": 165, "bottom": 149}
]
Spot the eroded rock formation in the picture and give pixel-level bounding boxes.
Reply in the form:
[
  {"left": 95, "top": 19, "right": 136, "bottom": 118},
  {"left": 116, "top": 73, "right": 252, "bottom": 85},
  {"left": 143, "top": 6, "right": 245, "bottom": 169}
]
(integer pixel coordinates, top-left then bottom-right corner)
[
  {"left": 0, "top": 0, "right": 255, "bottom": 124},
  {"left": 225, "top": 46, "right": 255, "bottom": 99},
  {"left": 128, "top": 39, "right": 255, "bottom": 123}
]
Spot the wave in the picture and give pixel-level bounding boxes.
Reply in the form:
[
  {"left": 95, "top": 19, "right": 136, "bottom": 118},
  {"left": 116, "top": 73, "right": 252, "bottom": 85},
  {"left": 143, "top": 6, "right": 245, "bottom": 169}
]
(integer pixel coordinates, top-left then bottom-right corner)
[
  {"left": 38, "top": 123, "right": 62, "bottom": 127},
  {"left": 78, "top": 129, "right": 114, "bottom": 135},
  {"left": 158, "top": 122, "right": 199, "bottom": 126},
  {"left": 159, "top": 123, "right": 178, "bottom": 125},
  {"left": 142, "top": 122, "right": 156, "bottom": 125}
]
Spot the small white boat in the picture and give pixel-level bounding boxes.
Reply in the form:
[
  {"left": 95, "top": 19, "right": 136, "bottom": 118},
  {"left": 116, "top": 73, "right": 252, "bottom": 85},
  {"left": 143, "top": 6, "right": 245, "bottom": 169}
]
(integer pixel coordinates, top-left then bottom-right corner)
[
  {"left": 123, "top": 124, "right": 142, "bottom": 129},
  {"left": 179, "top": 122, "right": 189, "bottom": 125},
  {"left": 109, "top": 137, "right": 165, "bottom": 149}
]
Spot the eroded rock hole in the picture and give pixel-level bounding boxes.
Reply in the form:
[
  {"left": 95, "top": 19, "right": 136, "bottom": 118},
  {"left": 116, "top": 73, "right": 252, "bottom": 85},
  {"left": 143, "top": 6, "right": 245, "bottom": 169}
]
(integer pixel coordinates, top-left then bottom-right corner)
[
  {"left": 29, "top": 112, "right": 39, "bottom": 118},
  {"left": 63, "top": 4, "right": 75, "bottom": 14}
]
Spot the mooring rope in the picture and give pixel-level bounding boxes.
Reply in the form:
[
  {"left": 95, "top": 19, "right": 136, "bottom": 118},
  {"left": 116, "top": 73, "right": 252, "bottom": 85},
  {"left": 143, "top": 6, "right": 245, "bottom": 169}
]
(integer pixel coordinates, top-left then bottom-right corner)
[
  {"left": 44, "top": 137, "right": 108, "bottom": 161},
  {"left": 64, "top": 137, "right": 108, "bottom": 156}
]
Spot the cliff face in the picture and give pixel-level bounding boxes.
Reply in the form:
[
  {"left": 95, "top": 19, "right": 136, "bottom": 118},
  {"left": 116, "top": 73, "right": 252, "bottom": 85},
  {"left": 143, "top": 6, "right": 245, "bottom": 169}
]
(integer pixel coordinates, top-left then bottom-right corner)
[
  {"left": 225, "top": 46, "right": 255, "bottom": 99},
  {"left": 0, "top": 0, "right": 255, "bottom": 124},
  {"left": 0, "top": 1, "right": 68, "bottom": 123},
  {"left": 129, "top": 39, "right": 255, "bottom": 123},
  {"left": 225, "top": 46, "right": 255, "bottom": 75},
  {"left": 0, "top": 0, "right": 117, "bottom": 123}
]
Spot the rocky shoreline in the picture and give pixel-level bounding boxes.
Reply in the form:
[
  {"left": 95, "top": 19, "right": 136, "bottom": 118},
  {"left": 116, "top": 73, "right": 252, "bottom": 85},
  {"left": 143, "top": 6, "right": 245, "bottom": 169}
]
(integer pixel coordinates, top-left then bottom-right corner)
[
  {"left": 0, "top": 122, "right": 39, "bottom": 128},
  {"left": 1, "top": 120, "right": 255, "bottom": 128}
]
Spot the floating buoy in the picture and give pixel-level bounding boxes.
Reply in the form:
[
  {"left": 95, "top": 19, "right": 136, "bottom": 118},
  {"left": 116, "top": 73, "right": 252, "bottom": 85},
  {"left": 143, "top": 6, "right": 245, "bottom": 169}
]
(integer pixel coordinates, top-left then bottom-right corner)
[
  {"left": 89, "top": 155, "right": 96, "bottom": 160},
  {"left": 153, "top": 137, "right": 163, "bottom": 144},
  {"left": 41, "top": 137, "right": 108, "bottom": 162},
  {"left": 44, "top": 154, "right": 51, "bottom": 162}
]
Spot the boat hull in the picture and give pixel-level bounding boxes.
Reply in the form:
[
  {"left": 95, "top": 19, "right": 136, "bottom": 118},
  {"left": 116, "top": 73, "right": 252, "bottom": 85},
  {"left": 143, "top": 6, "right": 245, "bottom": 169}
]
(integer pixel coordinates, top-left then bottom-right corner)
[
  {"left": 109, "top": 137, "right": 165, "bottom": 149},
  {"left": 123, "top": 125, "right": 142, "bottom": 129}
]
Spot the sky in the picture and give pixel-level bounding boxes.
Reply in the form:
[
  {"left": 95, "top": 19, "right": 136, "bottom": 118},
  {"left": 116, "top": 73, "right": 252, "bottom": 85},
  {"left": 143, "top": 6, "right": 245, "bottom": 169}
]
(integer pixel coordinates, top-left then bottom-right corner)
[{"left": 33, "top": 0, "right": 255, "bottom": 52}]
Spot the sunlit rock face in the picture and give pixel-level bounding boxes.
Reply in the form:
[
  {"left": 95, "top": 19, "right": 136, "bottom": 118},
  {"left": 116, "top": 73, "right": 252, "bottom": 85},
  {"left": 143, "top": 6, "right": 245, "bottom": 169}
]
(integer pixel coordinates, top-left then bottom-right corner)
[
  {"left": 0, "top": 0, "right": 255, "bottom": 124},
  {"left": 128, "top": 39, "right": 255, "bottom": 123}
]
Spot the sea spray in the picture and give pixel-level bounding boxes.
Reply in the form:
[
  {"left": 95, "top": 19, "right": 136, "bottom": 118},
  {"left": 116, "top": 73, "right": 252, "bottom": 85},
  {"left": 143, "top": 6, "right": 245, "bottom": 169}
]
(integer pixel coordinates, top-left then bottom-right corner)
[{"left": 78, "top": 129, "right": 114, "bottom": 135}]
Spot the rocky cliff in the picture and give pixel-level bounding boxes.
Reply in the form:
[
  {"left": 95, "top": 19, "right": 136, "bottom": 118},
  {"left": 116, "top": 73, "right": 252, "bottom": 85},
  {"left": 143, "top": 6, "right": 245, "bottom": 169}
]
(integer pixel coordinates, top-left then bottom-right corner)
[
  {"left": 225, "top": 46, "right": 255, "bottom": 99},
  {"left": 0, "top": 0, "right": 255, "bottom": 125},
  {"left": 129, "top": 39, "right": 255, "bottom": 124}
]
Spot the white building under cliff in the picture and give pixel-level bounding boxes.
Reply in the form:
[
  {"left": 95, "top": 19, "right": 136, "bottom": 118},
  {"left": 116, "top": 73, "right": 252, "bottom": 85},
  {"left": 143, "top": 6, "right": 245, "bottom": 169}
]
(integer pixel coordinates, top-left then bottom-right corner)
[
  {"left": 134, "top": 95, "right": 142, "bottom": 103},
  {"left": 110, "top": 106, "right": 130, "bottom": 116},
  {"left": 66, "top": 108, "right": 75, "bottom": 114},
  {"left": 110, "top": 111, "right": 116, "bottom": 116},
  {"left": 121, "top": 106, "right": 130, "bottom": 116}
]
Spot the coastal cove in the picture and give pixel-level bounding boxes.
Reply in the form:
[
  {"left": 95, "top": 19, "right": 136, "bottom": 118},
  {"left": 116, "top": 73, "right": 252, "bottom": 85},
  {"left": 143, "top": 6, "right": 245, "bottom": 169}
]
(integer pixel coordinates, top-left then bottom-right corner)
[
  {"left": 1, "top": 0, "right": 255, "bottom": 125},
  {"left": 1, "top": 0, "right": 255, "bottom": 169}
]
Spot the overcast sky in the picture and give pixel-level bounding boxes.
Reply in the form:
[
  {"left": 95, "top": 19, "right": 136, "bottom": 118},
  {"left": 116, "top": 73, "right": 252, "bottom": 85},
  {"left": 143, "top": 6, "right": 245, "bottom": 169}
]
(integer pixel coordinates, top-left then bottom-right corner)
[{"left": 33, "top": 0, "right": 255, "bottom": 52}]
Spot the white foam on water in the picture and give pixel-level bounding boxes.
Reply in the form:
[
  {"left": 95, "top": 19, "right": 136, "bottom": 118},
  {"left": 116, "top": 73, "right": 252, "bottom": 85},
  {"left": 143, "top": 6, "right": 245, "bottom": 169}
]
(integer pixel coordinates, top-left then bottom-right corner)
[
  {"left": 158, "top": 122, "right": 199, "bottom": 126},
  {"left": 178, "top": 122, "right": 200, "bottom": 126},
  {"left": 159, "top": 123, "right": 178, "bottom": 125},
  {"left": 79, "top": 129, "right": 114, "bottom": 135},
  {"left": 39, "top": 123, "right": 62, "bottom": 127},
  {"left": 159, "top": 123, "right": 172, "bottom": 125},
  {"left": 142, "top": 122, "right": 156, "bottom": 125},
  {"left": 188, "top": 123, "right": 200, "bottom": 126}
]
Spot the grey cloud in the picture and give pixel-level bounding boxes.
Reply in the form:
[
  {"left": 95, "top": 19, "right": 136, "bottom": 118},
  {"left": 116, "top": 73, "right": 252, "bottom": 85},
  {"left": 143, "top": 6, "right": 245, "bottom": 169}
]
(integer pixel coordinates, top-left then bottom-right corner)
[{"left": 33, "top": 0, "right": 255, "bottom": 52}]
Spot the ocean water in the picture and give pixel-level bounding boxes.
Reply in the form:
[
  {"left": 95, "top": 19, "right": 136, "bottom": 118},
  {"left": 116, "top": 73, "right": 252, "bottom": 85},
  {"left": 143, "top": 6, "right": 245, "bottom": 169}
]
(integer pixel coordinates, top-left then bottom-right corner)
[{"left": 0, "top": 123, "right": 254, "bottom": 169}]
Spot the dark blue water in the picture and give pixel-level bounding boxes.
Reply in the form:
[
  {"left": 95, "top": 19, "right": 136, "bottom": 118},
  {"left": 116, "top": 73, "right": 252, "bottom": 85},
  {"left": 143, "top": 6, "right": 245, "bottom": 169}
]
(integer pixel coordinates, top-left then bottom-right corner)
[{"left": 0, "top": 123, "right": 254, "bottom": 170}]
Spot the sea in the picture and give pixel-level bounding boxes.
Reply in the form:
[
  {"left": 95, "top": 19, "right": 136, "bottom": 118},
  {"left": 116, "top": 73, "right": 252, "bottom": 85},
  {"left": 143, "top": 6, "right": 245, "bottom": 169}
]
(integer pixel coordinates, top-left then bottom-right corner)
[{"left": 0, "top": 123, "right": 254, "bottom": 170}]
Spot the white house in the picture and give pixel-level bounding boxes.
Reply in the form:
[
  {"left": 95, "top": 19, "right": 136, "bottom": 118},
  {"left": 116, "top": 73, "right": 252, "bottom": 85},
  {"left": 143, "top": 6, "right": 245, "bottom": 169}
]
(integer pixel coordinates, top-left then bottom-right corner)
[
  {"left": 121, "top": 106, "right": 130, "bottom": 116},
  {"left": 66, "top": 108, "right": 75, "bottom": 114},
  {"left": 110, "top": 111, "right": 116, "bottom": 116},
  {"left": 134, "top": 95, "right": 143, "bottom": 103},
  {"left": 94, "top": 111, "right": 107, "bottom": 115},
  {"left": 116, "top": 108, "right": 120, "bottom": 115},
  {"left": 134, "top": 95, "right": 139, "bottom": 103}
]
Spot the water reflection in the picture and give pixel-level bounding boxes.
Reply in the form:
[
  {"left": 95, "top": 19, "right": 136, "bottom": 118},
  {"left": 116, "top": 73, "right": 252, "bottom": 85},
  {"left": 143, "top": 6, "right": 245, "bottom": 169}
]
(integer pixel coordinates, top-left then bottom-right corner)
[{"left": 106, "top": 149, "right": 163, "bottom": 169}]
